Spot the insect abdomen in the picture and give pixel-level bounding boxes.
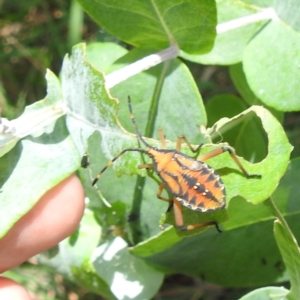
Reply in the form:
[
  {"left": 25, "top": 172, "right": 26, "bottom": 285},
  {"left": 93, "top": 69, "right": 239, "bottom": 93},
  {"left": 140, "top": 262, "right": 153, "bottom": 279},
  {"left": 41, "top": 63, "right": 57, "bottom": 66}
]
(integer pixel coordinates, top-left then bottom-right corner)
[
  {"left": 147, "top": 148, "right": 226, "bottom": 212},
  {"left": 176, "top": 163, "right": 226, "bottom": 212}
]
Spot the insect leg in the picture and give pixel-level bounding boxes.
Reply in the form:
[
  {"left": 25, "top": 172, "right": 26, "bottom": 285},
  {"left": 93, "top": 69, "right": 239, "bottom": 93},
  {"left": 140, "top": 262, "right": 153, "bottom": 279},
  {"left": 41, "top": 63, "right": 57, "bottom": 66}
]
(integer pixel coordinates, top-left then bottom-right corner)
[
  {"left": 198, "top": 146, "right": 261, "bottom": 178},
  {"left": 158, "top": 129, "right": 167, "bottom": 149},
  {"left": 173, "top": 199, "right": 220, "bottom": 231},
  {"left": 138, "top": 163, "right": 153, "bottom": 169},
  {"left": 157, "top": 182, "right": 173, "bottom": 203},
  {"left": 176, "top": 135, "right": 203, "bottom": 153}
]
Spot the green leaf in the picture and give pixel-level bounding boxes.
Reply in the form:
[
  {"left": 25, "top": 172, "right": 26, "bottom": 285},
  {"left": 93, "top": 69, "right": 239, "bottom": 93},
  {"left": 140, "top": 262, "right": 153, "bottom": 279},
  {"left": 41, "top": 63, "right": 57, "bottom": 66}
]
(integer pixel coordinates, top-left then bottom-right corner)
[
  {"left": 251, "top": 0, "right": 274, "bottom": 6},
  {"left": 226, "top": 157, "right": 300, "bottom": 233},
  {"left": 93, "top": 236, "right": 164, "bottom": 300},
  {"left": 0, "top": 127, "right": 18, "bottom": 157},
  {"left": 40, "top": 209, "right": 164, "bottom": 300},
  {"left": 132, "top": 207, "right": 300, "bottom": 287},
  {"left": 266, "top": 182, "right": 300, "bottom": 300},
  {"left": 207, "top": 156, "right": 300, "bottom": 232},
  {"left": 274, "top": 220, "right": 300, "bottom": 300},
  {"left": 206, "top": 105, "right": 292, "bottom": 204},
  {"left": 206, "top": 94, "right": 267, "bottom": 162},
  {"left": 130, "top": 227, "right": 182, "bottom": 257},
  {"left": 272, "top": 158, "right": 300, "bottom": 215},
  {"left": 239, "top": 286, "right": 289, "bottom": 300},
  {"left": 229, "top": 63, "right": 259, "bottom": 106},
  {"left": 110, "top": 47, "right": 207, "bottom": 143},
  {"left": 229, "top": 63, "right": 284, "bottom": 123},
  {"left": 38, "top": 209, "right": 115, "bottom": 299},
  {"left": 243, "top": 21, "right": 300, "bottom": 111},
  {"left": 76, "top": 0, "right": 217, "bottom": 54},
  {"left": 180, "top": 1, "right": 267, "bottom": 64},
  {"left": 0, "top": 70, "right": 65, "bottom": 157},
  {"left": 275, "top": 0, "right": 300, "bottom": 32},
  {"left": 61, "top": 43, "right": 120, "bottom": 157},
  {"left": 133, "top": 216, "right": 290, "bottom": 287},
  {"left": 86, "top": 42, "right": 128, "bottom": 72},
  {"left": 164, "top": 206, "right": 228, "bottom": 237},
  {"left": 0, "top": 118, "right": 79, "bottom": 238}
]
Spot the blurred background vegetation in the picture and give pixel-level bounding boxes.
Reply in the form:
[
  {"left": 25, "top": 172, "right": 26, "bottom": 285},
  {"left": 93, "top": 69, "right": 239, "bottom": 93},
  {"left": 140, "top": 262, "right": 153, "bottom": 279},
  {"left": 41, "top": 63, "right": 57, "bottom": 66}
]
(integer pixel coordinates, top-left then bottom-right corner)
[{"left": 0, "top": 0, "right": 298, "bottom": 299}]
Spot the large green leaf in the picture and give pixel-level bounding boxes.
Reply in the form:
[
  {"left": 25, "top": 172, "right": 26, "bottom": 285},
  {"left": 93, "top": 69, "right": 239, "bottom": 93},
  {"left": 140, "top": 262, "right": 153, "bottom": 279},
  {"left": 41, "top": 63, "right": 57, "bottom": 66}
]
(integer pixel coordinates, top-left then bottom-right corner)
[
  {"left": 243, "top": 20, "right": 300, "bottom": 111},
  {"left": 61, "top": 44, "right": 120, "bottom": 158},
  {"left": 266, "top": 160, "right": 300, "bottom": 300},
  {"left": 275, "top": 0, "right": 300, "bottom": 32},
  {"left": 180, "top": 0, "right": 268, "bottom": 64},
  {"left": 239, "top": 286, "right": 289, "bottom": 299},
  {"left": 0, "top": 70, "right": 65, "bottom": 157},
  {"left": 76, "top": 0, "right": 217, "bottom": 54},
  {"left": 205, "top": 105, "right": 292, "bottom": 204},
  {"left": 131, "top": 158, "right": 300, "bottom": 287},
  {"left": 274, "top": 220, "right": 300, "bottom": 300},
  {"left": 92, "top": 236, "right": 164, "bottom": 300},
  {"left": 86, "top": 42, "right": 128, "bottom": 72},
  {"left": 39, "top": 209, "right": 164, "bottom": 300},
  {"left": 229, "top": 63, "right": 284, "bottom": 123},
  {"left": 0, "top": 119, "right": 79, "bottom": 240},
  {"left": 133, "top": 216, "right": 290, "bottom": 287},
  {"left": 109, "top": 47, "right": 207, "bottom": 143},
  {"left": 0, "top": 71, "right": 79, "bottom": 238}
]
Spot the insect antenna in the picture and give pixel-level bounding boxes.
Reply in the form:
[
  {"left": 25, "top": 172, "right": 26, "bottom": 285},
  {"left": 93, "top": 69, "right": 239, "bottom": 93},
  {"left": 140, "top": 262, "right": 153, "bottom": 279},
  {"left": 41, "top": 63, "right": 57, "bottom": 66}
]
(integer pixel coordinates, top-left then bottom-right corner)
[
  {"left": 92, "top": 96, "right": 151, "bottom": 186},
  {"left": 92, "top": 147, "right": 148, "bottom": 186},
  {"left": 128, "top": 96, "right": 154, "bottom": 149}
]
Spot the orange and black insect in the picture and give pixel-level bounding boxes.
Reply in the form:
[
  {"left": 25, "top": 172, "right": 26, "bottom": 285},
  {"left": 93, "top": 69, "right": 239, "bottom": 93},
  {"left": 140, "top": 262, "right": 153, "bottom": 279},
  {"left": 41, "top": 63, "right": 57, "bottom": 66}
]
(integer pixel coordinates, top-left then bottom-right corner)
[{"left": 92, "top": 97, "right": 261, "bottom": 231}]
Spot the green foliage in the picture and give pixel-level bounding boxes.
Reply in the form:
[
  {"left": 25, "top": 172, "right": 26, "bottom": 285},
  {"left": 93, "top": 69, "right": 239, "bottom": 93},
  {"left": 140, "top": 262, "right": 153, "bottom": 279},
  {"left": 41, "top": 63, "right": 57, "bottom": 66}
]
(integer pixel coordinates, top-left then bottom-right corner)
[
  {"left": 1, "top": 0, "right": 300, "bottom": 299},
  {"left": 239, "top": 286, "right": 289, "bottom": 300},
  {"left": 243, "top": 21, "right": 300, "bottom": 111},
  {"left": 181, "top": 0, "right": 268, "bottom": 64},
  {"left": 76, "top": 0, "right": 217, "bottom": 54}
]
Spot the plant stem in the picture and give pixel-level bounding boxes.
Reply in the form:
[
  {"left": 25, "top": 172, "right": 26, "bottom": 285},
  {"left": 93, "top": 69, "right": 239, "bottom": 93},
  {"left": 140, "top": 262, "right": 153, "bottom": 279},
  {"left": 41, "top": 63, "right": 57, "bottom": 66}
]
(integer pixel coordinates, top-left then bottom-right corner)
[
  {"left": 264, "top": 197, "right": 298, "bottom": 245},
  {"left": 129, "top": 61, "right": 171, "bottom": 244},
  {"left": 105, "top": 44, "right": 179, "bottom": 89},
  {"left": 217, "top": 7, "right": 278, "bottom": 34},
  {"left": 265, "top": 198, "right": 300, "bottom": 300},
  {"left": 68, "top": 0, "right": 84, "bottom": 48}
]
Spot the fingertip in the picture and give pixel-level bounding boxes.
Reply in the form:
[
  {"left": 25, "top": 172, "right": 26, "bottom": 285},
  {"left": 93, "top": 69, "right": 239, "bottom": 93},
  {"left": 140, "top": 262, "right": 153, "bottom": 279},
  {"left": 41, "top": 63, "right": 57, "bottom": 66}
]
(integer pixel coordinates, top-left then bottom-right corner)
[
  {"left": 0, "top": 277, "right": 33, "bottom": 300},
  {"left": 41, "top": 174, "right": 85, "bottom": 236},
  {"left": 0, "top": 174, "right": 85, "bottom": 272}
]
